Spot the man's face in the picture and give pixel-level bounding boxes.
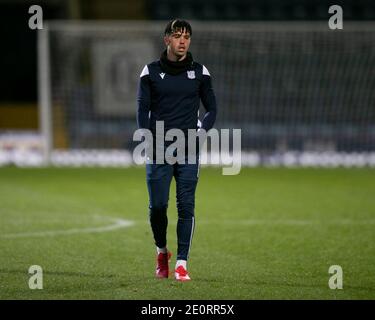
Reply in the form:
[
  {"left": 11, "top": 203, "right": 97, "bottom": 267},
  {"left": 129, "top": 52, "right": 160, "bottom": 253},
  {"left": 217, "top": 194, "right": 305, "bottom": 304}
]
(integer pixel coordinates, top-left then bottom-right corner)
[{"left": 164, "top": 28, "right": 191, "bottom": 58}]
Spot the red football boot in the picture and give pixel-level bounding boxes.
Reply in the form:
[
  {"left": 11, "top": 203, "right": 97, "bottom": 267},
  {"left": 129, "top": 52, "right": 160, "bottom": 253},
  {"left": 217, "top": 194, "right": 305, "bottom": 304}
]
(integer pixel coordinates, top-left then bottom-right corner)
[
  {"left": 155, "top": 251, "right": 172, "bottom": 278},
  {"left": 175, "top": 265, "right": 191, "bottom": 281}
]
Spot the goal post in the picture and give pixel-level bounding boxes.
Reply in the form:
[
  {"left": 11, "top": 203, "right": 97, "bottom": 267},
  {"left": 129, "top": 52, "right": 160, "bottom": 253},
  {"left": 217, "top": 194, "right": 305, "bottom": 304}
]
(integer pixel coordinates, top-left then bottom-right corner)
[{"left": 38, "top": 23, "right": 53, "bottom": 165}]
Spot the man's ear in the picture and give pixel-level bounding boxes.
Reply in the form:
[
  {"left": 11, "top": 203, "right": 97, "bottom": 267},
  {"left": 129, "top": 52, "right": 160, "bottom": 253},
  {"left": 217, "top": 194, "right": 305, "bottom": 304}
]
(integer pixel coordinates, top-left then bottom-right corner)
[{"left": 164, "top": 35, "right": 170, "bottom": 46}]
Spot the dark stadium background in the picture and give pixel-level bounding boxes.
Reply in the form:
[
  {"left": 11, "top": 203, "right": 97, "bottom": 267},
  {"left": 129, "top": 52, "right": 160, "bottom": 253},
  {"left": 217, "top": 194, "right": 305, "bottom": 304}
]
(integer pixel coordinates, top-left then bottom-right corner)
[{"left": 1, "top": 0, "right": 374, "bottom": 130}]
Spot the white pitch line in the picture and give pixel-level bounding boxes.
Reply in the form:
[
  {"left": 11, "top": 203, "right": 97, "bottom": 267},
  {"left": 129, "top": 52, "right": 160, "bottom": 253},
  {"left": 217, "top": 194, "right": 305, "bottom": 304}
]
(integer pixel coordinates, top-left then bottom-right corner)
[{"left": 1, "top": 217, "right": 135, "bottom": 239}]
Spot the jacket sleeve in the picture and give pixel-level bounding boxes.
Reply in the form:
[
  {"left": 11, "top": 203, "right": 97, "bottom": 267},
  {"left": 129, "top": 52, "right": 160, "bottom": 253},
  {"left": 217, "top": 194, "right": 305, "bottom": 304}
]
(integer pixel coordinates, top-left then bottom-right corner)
[
  {"left": 136, "top": 65, "right": 151, "bottom": 129},
  {"left": 199, "top": 65, "right": 217, "bottom": 131}
]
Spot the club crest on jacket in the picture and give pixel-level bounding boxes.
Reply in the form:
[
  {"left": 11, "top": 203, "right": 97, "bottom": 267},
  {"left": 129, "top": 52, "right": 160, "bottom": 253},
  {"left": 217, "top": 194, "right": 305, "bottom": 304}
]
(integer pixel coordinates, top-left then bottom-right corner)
[{"left": 187, "top": 70, "right": 195, "bottom": 79}]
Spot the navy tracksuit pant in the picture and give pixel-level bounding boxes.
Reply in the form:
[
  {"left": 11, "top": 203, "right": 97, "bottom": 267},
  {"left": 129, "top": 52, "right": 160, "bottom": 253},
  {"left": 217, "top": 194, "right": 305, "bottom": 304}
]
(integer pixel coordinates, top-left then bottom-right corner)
[{"left": 146, "top": 157, "right": 199, "bottom": 261}]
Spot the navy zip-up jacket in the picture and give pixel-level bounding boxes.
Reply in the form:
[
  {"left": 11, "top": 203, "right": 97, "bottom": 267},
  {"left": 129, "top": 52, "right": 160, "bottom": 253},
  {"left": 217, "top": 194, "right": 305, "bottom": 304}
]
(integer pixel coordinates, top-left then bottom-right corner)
[{"left": 136, "top": 59, "right": 217, "bottom": 135}]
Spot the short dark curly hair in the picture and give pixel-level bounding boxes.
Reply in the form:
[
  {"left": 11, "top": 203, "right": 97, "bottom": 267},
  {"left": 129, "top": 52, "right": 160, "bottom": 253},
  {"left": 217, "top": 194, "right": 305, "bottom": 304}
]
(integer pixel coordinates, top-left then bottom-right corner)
[{"left": 164, "top": 19, "right": 192, "bottom": 36}]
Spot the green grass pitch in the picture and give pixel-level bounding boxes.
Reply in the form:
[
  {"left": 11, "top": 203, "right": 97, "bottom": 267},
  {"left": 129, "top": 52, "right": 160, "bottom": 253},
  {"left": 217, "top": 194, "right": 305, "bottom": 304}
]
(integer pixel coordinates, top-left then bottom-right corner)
[{"left": 0, "top": 166, "right": 374, "bottom": 299}]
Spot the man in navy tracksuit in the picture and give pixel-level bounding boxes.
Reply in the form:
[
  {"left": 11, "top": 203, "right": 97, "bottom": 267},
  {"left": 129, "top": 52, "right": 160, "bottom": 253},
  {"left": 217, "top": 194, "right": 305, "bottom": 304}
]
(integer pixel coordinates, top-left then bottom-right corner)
[{"left": 137, "top": 19, "right": 217, "bottom": 281}]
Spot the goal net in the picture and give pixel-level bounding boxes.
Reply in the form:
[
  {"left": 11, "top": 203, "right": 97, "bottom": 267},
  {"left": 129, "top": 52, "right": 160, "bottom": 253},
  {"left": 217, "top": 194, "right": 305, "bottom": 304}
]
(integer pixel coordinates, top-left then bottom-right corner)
[{"left": 38, "top": 21, "right": 375, "bottom": 166}]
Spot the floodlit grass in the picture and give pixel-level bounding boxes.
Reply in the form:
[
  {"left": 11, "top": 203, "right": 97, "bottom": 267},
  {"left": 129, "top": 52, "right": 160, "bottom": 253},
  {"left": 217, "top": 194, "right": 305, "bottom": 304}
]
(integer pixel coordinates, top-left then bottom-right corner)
[{"left": 0, "top": 167, "right": 374, "bottom": 299}]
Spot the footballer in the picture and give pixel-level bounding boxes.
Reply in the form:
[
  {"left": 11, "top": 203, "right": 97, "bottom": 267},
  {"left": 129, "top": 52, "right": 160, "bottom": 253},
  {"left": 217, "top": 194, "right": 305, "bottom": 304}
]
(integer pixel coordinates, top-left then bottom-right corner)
[{"left": 137, "top": 19, "right": 217, "bottom": 281}]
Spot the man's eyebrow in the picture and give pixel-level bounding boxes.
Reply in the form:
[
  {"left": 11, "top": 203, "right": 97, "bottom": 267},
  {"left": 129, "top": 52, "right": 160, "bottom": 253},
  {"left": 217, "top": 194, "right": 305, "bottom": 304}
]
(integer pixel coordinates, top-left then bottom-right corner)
[{"left": 172, "top": 32, "right": 191, "bottom": 36}]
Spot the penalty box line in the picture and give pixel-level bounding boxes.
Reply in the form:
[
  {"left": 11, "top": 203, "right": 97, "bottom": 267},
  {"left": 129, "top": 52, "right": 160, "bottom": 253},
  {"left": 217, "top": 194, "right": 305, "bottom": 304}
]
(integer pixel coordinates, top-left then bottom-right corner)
[{"left": 1, "top": 216, "right": 135, "bottom": 239}]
